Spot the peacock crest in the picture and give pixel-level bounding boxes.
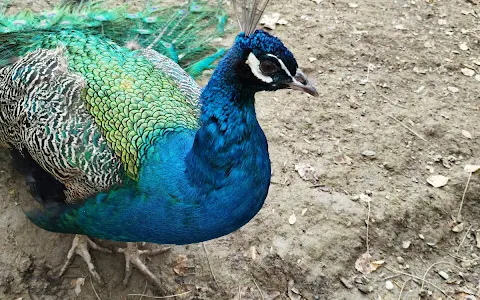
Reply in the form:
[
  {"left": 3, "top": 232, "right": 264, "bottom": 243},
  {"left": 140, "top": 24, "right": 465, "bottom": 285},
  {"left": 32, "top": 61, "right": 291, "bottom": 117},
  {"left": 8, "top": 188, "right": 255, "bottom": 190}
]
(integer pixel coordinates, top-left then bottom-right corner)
[{"left": 232, "top": 0, "right": 271, "bottom": 35}]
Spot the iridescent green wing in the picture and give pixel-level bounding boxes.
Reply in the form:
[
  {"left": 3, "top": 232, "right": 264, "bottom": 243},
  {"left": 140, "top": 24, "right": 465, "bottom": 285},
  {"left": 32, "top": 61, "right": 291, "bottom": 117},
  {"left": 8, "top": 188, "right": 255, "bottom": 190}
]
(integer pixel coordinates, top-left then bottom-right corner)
[{"left": 53, "top": 31, "right": 199, "bottom": 179}]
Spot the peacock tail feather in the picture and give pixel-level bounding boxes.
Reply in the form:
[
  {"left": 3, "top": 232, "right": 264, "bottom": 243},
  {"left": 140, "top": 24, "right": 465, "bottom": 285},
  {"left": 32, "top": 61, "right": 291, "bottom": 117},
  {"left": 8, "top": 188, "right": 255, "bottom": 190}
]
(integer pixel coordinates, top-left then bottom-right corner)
[{"left": 0, "top": 0, "right": 228, "bottom": 71}]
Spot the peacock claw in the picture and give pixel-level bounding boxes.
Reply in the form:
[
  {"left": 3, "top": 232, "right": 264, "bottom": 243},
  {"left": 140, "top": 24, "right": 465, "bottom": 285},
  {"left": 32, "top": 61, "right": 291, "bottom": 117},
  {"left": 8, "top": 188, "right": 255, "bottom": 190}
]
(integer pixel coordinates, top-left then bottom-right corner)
[
  {"left": 116, "top": 242, "right": 171, "bottom": 291},
  {"left": 58, "top": 234, "right": 112, "bottom": 284}
]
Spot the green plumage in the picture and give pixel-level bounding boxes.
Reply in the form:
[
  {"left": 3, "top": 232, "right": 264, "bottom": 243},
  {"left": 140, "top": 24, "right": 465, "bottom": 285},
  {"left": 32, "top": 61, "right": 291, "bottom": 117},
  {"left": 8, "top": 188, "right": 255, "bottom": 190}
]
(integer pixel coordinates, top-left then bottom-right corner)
[
  {"left": 0, "top": 0, "right": 228, "bottom": 186},
  {"left": 62, "top": 30, "right": 200, "bottom": 178},
  {"left": 0, "top": 1, "right": 228, "bottom": 68}
]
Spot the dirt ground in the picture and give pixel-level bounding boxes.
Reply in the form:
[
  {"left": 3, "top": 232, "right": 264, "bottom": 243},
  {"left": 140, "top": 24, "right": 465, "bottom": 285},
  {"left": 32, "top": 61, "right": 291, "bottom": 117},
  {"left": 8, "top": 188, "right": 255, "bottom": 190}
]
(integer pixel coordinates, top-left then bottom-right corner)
[{"left": 1, "top": 0, "right": 480, "bottom": 299}]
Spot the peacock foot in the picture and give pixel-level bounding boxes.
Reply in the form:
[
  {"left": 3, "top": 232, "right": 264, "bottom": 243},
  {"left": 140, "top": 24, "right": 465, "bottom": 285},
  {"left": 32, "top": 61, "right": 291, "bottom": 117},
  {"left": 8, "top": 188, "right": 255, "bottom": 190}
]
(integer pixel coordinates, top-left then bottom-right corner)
[
  {"left": 116, "top": 242, "right": 171, "bottom": 292},
  {"left": 57, "top": 234, "right": 112, "bottom": 284}
]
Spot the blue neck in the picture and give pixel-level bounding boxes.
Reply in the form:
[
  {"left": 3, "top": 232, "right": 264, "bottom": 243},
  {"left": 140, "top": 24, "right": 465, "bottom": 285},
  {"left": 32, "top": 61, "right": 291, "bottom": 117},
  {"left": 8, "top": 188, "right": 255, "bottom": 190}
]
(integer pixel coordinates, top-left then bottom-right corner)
[{"left": 186, "top": 44, "right": 259, "bottom": 186}]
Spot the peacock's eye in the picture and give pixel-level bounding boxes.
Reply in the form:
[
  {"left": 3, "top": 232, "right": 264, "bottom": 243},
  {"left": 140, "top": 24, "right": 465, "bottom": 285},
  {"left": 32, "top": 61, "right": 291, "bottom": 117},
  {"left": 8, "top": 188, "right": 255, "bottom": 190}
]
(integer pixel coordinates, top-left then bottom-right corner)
[{"left": 260, "top": 60, "right": 279, "bottom": 75}]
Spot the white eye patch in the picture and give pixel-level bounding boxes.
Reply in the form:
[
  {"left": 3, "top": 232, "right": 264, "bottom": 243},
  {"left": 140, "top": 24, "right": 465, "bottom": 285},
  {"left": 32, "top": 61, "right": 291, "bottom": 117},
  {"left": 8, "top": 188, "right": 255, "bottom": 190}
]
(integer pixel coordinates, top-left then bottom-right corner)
[
  {"left": 266, "top": 54, "right": 303, "bottom": 86},
  {"left": 246, "top": 52, "right": 273, "bottom": 83}
]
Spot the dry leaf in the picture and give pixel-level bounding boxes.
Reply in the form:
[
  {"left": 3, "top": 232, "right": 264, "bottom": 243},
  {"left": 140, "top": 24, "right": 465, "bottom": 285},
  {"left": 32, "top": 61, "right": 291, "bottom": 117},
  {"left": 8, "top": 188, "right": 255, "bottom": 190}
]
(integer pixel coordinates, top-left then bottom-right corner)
[
  {"left": 370, "top": 260, "right": 385, "bottom": 272},
  {"left": 462, "top": 130, "right": 473, "bottom": 139},
  {"left": 294, "top": 163, "right": 317, "bottom": 181},
  {"left": 359, "top": 193, "right": 371, "bottom": 203},
  {"left": 355, "top": 252, "right": 373, "bottom": 274},
  {"left": 452, "top": 223, "right": 464, "bottom": 233},
  {"left": 354, "top": 254, "right": 384, "bottom": 274},
  {"left": 464, "top": 165, "right": 480, "bottom": 173},
  {"left": 174, "top": 284, "right": 195, "bottom": 300},
  {"left": 265, "top": 291, "right": 282, "bottom": 300},
  {"left": 334, "top": 154, "right": 353, "bottom": 165},
  {"left": 260, "top": 13, "right": 288, "bottom": 30},
  {"left": 173, "top": 254, "right": 188, "bottom": 276},
  {"left": 289, "top": 213, "right": 297, "bottom": 225},
  {"left": 427, "top": 175, "right": 449, "bottom": 188},
  {"left": 287, "top": 280, "right": 301, "bottom": 300},
  {"left": 73, "top": 277, "right": 85, "bottom": 296}
]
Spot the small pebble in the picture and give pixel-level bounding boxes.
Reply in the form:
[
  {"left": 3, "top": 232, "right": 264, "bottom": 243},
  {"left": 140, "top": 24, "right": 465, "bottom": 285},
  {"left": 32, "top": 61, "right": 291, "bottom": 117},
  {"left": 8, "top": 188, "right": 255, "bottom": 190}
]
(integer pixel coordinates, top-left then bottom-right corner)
[
  {"left": 438, "top": 270, "right": 449, "bottom": 280},
  {"left": 447, "top": 86, "right": 459, "bottom": 93},
  {"left": 385, "top": 280, "right": 394, "bottom": 291},
  {"left": 288, "top": 213, "right": 297, "bottom": 225},
  {"left": 452, "top": 222, "right": 464, "bottom": 232},
  {"left": 362, "top": 150, "right": 376, "bottom": 157},
  {"left": 397, "top": 256, "right": 405, "bottom": 264},
  {"left": 402, "top": 240, "right": 411, "bottom": 249},
  {"left": 461, "top": 68, "right": 475, "bottom": 77},
  {"left": 459, "top": 43, "right": 469, "bottom": 51},
  {"left": 357, "top": 284, "right": 373, "bottom": 294},
  {"left": 339, "top": 277, "right": 353, "bottom": 289}
]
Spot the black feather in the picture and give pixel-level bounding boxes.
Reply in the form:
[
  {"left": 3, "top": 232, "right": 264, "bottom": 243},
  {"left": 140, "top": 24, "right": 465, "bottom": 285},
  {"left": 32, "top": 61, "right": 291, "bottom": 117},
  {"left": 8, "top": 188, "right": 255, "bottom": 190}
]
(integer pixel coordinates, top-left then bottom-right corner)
[{"left": 9, "top": 146, "right": 67, "bottom": 206}]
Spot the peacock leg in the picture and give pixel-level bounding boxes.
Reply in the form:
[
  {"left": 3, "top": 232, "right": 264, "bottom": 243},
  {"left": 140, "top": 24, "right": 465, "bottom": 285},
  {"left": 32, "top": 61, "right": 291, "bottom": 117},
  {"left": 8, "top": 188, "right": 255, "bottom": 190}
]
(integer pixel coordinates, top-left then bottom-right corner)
[
  {"left": 116, "top": 242, "right": 171, "bottom": 291},
  {"left": 57, "top": 234, "right": 111, "bottom": 284}
]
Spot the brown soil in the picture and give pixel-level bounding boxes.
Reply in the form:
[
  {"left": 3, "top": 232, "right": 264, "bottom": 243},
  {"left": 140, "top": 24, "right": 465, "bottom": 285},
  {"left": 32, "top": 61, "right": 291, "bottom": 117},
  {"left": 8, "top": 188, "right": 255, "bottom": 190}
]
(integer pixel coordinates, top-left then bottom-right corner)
[{"left": 1, "top": 0, "right": 479, "bottom": 299}]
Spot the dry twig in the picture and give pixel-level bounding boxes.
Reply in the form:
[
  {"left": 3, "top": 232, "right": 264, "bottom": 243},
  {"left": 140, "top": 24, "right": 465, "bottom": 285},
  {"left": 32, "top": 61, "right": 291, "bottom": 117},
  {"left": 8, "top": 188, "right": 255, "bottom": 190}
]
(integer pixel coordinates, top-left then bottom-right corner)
[
  {"left": 139, "top": 280, "right": 148, "bottom": 300},
  {"left": 398, "top": 278, "right": 412, "bottom": 300},
  {"left": 457, "top": 172, "right": 473, "bottom": 222},
  {"left": 389, "top": 115, "right": 427, "bottom": 142},
  {"left": 202, "top": 242, "right": 219, "bottom": 286},
  {"left": 252, "top": 277, "right": 265, "bottom": 300},
  {"left": 456, "top": 225, "right": 473, "bottom": 254},
  {"left": 366, "top": 200, "right": 371, "bottom": 257},
  {"left": 371, "top": 82, "right": 407, "bottom": 108},
  {"left": 386, "top": 267, "right": 454, "bottom": 300},
  {"left": 418, "top": 261, "right": 463, "bottom": 299},
  {"left": 127, "top": 291, "right": 191, "bottom": 299},
  {"left": 89, "top": 275, "right": 102, "bottom": 300}
]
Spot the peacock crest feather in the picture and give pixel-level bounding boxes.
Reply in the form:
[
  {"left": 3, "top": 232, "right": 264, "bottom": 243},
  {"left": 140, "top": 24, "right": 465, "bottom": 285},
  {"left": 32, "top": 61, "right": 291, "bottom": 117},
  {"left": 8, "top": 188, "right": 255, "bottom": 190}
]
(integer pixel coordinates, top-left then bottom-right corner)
[{"left": 232, "top": 0, "right": 271, "bottom": 36}]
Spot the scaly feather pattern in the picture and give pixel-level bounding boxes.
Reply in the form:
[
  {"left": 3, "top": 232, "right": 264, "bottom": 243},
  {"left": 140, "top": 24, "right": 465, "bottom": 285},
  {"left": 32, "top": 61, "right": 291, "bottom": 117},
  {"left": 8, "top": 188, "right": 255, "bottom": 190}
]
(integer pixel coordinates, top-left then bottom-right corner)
[
  {"left": 0, "top": 1, "right": 228, "bottom": 198},
  {"left": 0, "top": 48, "right": 123, "bottom": 200}
]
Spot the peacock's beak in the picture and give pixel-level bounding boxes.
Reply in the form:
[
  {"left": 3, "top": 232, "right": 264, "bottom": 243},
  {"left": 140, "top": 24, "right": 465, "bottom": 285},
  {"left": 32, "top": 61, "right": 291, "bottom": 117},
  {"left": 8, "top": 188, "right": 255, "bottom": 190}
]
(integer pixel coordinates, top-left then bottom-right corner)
[{"left": 288, "top": 70, "right": 319, "bottom": 97}]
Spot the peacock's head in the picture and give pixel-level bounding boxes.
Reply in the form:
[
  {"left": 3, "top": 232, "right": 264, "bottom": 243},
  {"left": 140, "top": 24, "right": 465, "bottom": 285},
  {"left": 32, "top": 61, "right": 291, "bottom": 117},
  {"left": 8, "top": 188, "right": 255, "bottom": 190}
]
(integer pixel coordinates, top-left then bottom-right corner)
[{"left": 235, "top": 30, "right": 318, "bottom": 97}]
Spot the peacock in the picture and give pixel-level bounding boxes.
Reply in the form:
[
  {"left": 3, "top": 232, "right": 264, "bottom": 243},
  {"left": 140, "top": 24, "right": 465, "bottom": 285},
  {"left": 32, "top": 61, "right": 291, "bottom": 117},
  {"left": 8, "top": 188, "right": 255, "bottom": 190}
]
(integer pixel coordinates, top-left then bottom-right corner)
[{"left": 0, "top": 0, "right": 318, "bottom": 291}]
